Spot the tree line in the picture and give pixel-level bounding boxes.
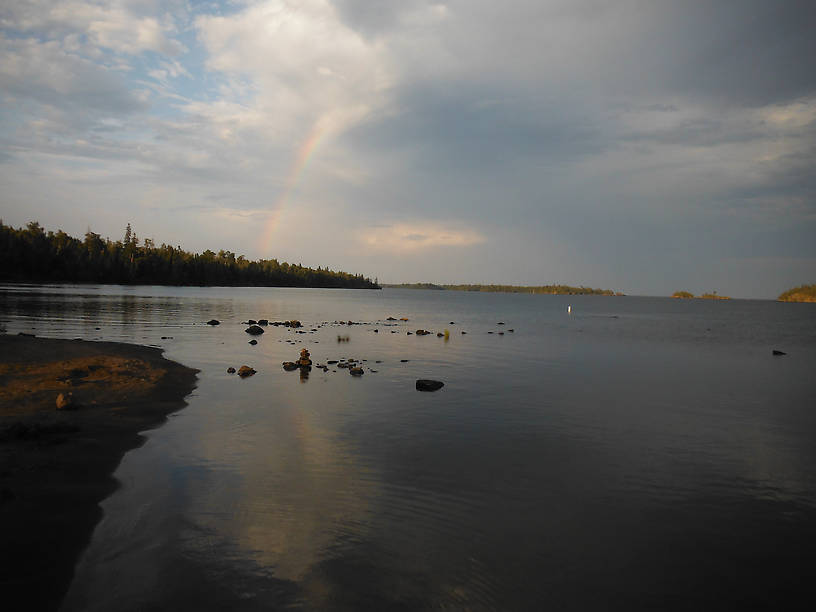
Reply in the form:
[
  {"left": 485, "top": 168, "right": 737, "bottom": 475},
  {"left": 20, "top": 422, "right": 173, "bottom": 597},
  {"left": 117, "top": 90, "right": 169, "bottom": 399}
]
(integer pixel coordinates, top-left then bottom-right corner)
[
  {"left": 0, "top": 221, "right": 379, "bottom": 289},
  {"left": 778, "top": 284, "right": 816, "bottom": 303},
  {"left": 384, "top": 283, "right": 620, "bottom": 295}
]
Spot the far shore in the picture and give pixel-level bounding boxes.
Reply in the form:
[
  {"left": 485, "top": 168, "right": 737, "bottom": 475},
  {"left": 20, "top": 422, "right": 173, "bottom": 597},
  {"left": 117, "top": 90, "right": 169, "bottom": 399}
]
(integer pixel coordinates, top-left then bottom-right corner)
[{"left": 0, "top": 334, "right": 198, "bottom": 611}]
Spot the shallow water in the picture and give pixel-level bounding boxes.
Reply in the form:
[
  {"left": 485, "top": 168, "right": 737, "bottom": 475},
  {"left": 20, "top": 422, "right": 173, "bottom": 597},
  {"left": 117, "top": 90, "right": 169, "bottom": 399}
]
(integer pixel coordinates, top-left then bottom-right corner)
[{"left": 2, "top": 284, "right": 815, "bottom": 610}]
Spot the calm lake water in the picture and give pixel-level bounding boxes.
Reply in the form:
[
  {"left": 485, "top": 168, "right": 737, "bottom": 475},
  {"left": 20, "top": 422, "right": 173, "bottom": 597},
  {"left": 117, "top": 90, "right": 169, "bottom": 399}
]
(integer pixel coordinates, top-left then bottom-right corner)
[{"left": 2, "top": 284, "right": 815, "bottom": 610}]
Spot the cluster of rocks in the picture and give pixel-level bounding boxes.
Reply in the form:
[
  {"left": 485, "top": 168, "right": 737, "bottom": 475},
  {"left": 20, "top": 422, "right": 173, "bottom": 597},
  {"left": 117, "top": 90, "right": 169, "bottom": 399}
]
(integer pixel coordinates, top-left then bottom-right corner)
[
  {"left": 283, "top": 348, "right": 313, "bottom": 372},
  {"left": 332, "top": 358, "right": 365, "bottom": 376},
  {"left": 226, "top": 365, "right": 256, "bottom": 378},
  {"left": 243, "top": 319, "right": 302, "bottom": 328}
]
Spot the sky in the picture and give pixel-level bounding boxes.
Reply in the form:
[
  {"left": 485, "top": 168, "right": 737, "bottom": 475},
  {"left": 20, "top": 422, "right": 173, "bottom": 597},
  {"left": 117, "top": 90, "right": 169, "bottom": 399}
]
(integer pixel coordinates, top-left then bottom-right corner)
[{"left": 1, "top": 0, "right": 814, "bottom": 298}]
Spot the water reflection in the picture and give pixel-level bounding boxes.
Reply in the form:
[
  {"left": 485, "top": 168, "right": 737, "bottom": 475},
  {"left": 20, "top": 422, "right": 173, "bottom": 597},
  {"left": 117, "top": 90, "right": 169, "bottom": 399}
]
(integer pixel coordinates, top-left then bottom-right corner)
[{"left": 3, "top": 284, "right": 816, "bottom": 610}]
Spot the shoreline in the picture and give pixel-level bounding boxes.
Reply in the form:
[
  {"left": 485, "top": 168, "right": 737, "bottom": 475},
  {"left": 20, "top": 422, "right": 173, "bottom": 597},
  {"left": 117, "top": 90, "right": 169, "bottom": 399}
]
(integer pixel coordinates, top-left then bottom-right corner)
[{"left": 0, "top": 334, "right": 198, "bottom": 611}]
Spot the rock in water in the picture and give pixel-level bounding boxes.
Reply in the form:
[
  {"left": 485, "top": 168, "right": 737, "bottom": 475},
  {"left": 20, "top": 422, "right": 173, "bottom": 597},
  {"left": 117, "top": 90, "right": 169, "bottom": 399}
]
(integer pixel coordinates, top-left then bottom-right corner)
[
  {"left": 282, "top": 362, "right": 298, "bottom": 371},
  {"left": 237, "top": 365, "right": 256, "bottom": 377},
  {"left": 207, "top": 319, "right": 220, "bottom": 326},
  {"left": 227, "top": 367, "right": 236, "bottom": 374},
  {"left": 416, "top": 379, "right": 444, "bottom": 392},
  {"left": 349, "top": 367, "right": 364, "bottom": 376},
  {"left": 56, "top": 392, "right": 75, "bottom": 410},
  {"left": 245, "top": 325, "right": 265, "bottom": 335},
  {"left": 772, "top": 349, "right": 787, "bottom": 356}
]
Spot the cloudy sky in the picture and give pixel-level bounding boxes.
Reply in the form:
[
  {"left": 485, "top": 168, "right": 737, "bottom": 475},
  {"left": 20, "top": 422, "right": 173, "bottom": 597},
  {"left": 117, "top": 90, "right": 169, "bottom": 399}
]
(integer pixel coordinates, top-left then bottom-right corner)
[{"left": 1, "top": 0, "right": 814, "bottom": 297}]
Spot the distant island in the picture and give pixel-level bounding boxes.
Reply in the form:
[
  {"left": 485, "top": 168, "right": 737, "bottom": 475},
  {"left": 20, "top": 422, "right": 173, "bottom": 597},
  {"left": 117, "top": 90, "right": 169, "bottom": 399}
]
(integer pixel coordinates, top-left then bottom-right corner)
[
  {"left": 384, "top": 283, "right": 622, "bottom": 296},
  {"left": 778, "top": 284, "right": 816, "bottom": 303},
  {"left": 672, "top": 290, "right": 731, "bottom": 300},
  {"left": 0, "top": 221, "right": 379, "bottom": 289}
]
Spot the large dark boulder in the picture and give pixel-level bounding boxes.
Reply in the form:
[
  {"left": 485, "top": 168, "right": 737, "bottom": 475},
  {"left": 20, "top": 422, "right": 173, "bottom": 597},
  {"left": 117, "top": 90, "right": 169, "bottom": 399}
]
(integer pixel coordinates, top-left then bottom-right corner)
[
  {"left": 416, "top": 379, "right": 444, "bottom": 392},
  {"left": 245, "top": 325, "right": 265, "bottom": 336}
]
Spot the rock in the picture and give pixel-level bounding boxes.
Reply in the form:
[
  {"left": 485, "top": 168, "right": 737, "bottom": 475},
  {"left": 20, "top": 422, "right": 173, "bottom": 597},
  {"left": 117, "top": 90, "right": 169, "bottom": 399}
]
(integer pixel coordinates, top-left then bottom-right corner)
[
  {"left": 55, "top": 392, "right": 75, "bottom": 410},
  {"left": 407, "top": 332, "right": 413, "bottom": 335},
  {"left": 450, "top": 321, "right": 455, "bottom": 324},
  {"left": 400, "top": 359, "right": 409, "bottom": 362},
  {"left": 227, "top": 367, "right": 236, "bottom": 374},
  {"left": 508, "top": 329, "right": 514, "bottom": 333},
  {"left": 349, "top": 367, "right": 364, "bottom": 376},
  {"left": 207, "top": 319, "right": 220, "bottom": 326},
  {"left": 416, "top": 379, "right": 444, "bottom": 392},
  {"left": 337, "top": 362, "right": 350, "bottom": 368},
  {"left": 290, "top": 320, "right": 302, "bottom": 328},
  {"left": 245, "top": 325, "right": 265, "bottom": 335},
  {"left": 416, "top": 329, "right": 431, "bottom": 336},
  {"left": 374, "top": 329, "right": 379, "bottom": 333},
  {"left": 497, "top": 322, "right": 505, "bottom": 325},
  {"left": 772, "top": 350, "right": 787, "bottom": 356},
  {"left": 249, "top": 339, "right": 258, "bottom": 345},
  {"left": 400, "top": 317, "right": 409, "bottom": 321},
  {"left": 282, "top": 362, "right": 298, "bottom": 371},
  {"left": 247, "top": 319, "right": 257, "bottom": 325},
  {"left": 436, "top": 332, "right": 444, "bottom": 337},
  {"left": 461, "top": 331, "right": 467, "bottom": 334},
  {"left": 327, "top": 360, "right": 338, "bottom": 364},
  {"left": 498, "top": 332, "right": 504, "bottom": 335},
  {"left": 387, "top": 316, "right": 397, "bottom": 321},
  {"left": 237, "top": 365, "right": 256, "bottom": 378},
  {"left": 258, "top": 319, "right": 269, "bottom": 326}
]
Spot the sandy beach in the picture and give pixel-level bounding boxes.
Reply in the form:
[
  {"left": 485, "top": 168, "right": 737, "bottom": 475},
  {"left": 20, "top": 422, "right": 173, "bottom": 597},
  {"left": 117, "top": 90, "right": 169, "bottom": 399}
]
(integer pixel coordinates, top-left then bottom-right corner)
[{"left": 0, "top": 334, "right": 198, "bottom": 611}]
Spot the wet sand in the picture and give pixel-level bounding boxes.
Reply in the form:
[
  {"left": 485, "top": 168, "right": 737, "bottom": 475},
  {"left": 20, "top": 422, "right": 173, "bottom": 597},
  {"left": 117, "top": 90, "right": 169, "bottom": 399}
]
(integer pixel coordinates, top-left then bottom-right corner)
[{"left": 0, "top": 334, "right": 198, "bottom": 611}]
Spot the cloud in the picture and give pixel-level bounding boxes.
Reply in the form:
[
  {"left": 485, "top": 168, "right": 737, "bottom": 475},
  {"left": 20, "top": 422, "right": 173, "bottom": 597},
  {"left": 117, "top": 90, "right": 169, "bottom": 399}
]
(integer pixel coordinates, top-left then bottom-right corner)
[
  {"left": 0, "top": 0, "right": 186, "bottom": 56},
  {"left": 0, "top": 35, "right": 148, "bottom": 113},
  {"left": 194, "top": 0, "right": 391, "bottom": 139},
  {"left": 359, "top": 222, "right": 485, "bottom": 252}
]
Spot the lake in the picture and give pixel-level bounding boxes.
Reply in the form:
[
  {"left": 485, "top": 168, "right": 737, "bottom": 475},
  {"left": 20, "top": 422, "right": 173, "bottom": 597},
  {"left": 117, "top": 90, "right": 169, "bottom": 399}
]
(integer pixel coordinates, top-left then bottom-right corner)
[{"left": 1, "top": 284, "right": 815, "bottom": 610}]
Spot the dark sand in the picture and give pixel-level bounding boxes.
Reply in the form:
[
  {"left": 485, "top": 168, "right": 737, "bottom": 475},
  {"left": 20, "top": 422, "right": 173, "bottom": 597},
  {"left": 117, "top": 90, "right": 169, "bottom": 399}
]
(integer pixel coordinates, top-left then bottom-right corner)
[{"left": 0, "top": 334, "right": 198, "bottom": 611}]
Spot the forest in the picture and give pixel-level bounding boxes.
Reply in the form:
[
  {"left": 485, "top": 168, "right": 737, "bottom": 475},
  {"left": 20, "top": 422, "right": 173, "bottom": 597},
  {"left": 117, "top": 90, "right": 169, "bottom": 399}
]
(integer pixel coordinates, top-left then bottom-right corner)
[
  {"left": 778, "top": 284, "right": 816, "bottom": 303},
  {"left": 384, "top": 283, "right": 619, "bottom": 295},
  {"left": 0, "top": 221, "right": 379, "bottom": 289}
]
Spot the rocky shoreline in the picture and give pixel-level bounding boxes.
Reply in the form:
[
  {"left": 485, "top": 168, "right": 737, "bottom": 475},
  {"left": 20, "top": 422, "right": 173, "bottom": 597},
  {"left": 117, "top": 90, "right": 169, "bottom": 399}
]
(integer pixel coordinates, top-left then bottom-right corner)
[{"left": 0, "top": 334, "right": 198, "bottom": 611}]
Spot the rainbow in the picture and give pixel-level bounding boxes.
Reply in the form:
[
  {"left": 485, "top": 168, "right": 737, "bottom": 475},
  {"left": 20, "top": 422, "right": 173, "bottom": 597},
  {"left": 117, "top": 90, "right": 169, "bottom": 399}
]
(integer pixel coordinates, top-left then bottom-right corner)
[{"left": 258, "top": 121, "right": 329, "bottom": 256}]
